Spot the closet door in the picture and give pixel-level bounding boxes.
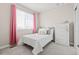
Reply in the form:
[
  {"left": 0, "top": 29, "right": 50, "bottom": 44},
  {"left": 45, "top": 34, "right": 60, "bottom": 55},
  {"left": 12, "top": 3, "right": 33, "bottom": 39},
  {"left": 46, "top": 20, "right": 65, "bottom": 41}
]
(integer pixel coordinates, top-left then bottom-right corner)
[
  {"left": 75, "top": 4, "right": 79, "bottom": 55},
  {"left": 75, "top": 4, "right": 79, "bottom": 47},
  {"left": 55, "top": 24, "right": 69, "bottom": 46}
]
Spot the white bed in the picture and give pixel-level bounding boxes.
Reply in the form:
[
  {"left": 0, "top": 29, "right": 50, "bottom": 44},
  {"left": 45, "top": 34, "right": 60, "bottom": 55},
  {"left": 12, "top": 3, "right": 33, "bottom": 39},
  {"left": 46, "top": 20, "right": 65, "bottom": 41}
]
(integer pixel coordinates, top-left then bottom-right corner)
[{"left": 20, "top": 28, "right": 54, "bottom": 55}]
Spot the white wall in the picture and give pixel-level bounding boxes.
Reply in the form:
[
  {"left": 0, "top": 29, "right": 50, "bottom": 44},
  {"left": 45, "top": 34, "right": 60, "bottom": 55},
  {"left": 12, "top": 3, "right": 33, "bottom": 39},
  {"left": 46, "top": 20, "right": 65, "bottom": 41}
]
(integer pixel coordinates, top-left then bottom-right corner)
[
  {"left": 0, "top": 3, "right": 11, "bottom": 47},
  {"left": 39, "top": 4, "right": 75, "bottom": 27}
]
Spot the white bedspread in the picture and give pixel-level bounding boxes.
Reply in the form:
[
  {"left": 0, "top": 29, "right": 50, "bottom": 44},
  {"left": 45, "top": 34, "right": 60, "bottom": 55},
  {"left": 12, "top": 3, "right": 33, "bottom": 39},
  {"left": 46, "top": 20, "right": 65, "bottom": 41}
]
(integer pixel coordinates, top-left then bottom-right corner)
[{"left": 21, "top": 33, "right": 53, "bottom": 55}]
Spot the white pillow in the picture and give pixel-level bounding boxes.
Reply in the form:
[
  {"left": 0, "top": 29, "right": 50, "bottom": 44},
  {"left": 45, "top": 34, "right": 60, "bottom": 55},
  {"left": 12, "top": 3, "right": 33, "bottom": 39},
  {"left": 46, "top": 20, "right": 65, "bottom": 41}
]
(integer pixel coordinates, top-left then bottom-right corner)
[
  {"left": 50, "top": 28, "right": 54, "bottom": 34},
  {"left": 38, "top": 28, "right": 48, "bottom": 35},
  {"left": 48, "top": 28, "right": 54, "bottom": 35}
]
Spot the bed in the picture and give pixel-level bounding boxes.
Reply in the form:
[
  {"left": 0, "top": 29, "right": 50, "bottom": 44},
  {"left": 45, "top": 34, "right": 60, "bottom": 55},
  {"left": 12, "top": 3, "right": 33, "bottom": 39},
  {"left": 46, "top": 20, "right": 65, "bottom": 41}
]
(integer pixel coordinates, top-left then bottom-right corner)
[{"left": 20, "top": 28, "right": 54, "bottom": 55}]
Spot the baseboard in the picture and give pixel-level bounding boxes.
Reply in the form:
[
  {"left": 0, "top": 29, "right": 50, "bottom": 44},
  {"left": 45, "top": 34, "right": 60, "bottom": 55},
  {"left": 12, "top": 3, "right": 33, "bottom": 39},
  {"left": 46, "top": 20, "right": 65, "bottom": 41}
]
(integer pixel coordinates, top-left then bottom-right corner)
[
  {"left": 0, "top": 44, "right": 10, "bottom": 50},
  {"left": 55, "top": 42, "right": 71, "bottom": 47}
]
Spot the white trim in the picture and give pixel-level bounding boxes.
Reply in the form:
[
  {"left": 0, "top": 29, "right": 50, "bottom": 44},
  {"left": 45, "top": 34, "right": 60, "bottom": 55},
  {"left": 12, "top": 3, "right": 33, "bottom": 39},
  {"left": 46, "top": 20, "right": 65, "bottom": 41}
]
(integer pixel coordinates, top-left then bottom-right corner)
[{"left": 0, "top": 44, "right": 10, "bottom": 50}]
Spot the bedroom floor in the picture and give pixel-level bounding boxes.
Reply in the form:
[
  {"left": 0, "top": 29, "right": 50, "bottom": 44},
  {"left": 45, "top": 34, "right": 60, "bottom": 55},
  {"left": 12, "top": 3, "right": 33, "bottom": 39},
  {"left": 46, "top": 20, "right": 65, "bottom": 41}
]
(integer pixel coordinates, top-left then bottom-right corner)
[{"left": 0, "top": 42, "right": 76, "bottom": 55}]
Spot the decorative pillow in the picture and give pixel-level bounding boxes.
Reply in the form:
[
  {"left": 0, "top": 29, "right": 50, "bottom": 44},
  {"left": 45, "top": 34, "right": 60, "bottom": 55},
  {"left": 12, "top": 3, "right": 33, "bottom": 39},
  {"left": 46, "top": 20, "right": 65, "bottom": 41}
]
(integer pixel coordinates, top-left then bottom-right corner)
[
  {"left": 47, "top": 27, "right": 54, "bottom": 35},
  {"left": 50, "top": 28, "right": 54, "bottom": 34},
  {"left": 38, "top": 28, "right": 48, "bottom": 35}
]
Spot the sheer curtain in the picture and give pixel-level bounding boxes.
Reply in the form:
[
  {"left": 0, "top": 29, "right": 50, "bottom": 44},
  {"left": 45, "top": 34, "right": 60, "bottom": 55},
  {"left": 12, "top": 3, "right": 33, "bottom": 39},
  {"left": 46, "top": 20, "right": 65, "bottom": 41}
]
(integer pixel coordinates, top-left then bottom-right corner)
[
  {"left": 16, "top": 8, "right": 34, "bottom": 30},
  {"left": 33, "top": 13, "right": 36, "bottom": 33}
]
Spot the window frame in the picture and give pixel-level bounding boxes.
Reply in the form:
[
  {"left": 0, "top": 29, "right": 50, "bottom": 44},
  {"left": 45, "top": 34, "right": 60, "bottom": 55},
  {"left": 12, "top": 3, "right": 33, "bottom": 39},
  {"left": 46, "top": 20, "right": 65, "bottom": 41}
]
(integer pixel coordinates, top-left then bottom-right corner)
[{"left": 16, "top": 8, "right": 34, "bottom": 30}]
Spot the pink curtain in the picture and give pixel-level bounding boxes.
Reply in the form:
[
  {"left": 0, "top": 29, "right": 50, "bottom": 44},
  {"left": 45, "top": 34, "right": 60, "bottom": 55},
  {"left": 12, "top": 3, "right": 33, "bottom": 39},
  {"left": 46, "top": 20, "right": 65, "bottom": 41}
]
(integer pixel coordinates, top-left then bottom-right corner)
[
  {"left": 33, "top": 13, "right": 36, "bottom": 33},
  {"left": 10, "top": 4, "right": 17, "bottom": 47}
]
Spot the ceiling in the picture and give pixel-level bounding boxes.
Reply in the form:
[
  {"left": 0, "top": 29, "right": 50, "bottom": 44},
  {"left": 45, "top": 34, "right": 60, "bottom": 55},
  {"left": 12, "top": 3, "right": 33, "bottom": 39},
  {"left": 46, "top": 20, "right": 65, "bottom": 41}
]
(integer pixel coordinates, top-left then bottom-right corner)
[{"left": 21, "top": 3, "right": 66, "bottom": 13}]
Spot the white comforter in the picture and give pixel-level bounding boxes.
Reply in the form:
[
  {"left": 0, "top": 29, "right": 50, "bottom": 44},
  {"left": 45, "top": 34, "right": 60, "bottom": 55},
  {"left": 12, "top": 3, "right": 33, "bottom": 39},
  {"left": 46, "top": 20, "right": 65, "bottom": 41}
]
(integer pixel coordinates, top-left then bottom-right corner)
[{"left": 21, "top": 33, "right": 53, "bottom": 55}]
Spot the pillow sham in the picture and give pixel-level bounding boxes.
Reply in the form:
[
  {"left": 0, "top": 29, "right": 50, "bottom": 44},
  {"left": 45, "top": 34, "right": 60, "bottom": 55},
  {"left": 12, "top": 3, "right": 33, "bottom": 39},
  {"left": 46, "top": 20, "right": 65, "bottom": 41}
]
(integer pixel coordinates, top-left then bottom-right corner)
[
  {"left": 47, "top": 27, "right": 54, "bottom": 35},
  {"left": 38, "top": 28, "right": 48, "bottom": 35}
]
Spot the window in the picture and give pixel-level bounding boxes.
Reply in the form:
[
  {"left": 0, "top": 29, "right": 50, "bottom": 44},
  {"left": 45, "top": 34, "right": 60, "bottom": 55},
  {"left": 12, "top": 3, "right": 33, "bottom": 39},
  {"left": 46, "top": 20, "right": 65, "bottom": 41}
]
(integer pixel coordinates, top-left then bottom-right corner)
[{"left": 16, "top": 8, "right": 34, "bottom": 29}]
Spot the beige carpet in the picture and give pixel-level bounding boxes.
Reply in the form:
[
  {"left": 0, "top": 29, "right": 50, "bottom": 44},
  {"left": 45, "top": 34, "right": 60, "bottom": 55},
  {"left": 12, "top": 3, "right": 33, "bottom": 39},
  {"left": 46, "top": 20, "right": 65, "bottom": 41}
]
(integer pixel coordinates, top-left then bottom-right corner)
[{"left": 0, "top": 42, "right": 76, "bottom": 55}]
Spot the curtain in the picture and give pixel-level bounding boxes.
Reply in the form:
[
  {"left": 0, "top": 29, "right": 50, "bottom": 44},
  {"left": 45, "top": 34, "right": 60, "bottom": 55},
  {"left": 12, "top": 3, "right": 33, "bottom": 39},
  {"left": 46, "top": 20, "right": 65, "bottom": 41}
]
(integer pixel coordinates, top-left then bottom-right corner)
[
  {"left": 10, "top": 4, "right": 17, "bottom": 47},
  {"left": 33, "top": 13, "right": 36, "bottom": 33}
]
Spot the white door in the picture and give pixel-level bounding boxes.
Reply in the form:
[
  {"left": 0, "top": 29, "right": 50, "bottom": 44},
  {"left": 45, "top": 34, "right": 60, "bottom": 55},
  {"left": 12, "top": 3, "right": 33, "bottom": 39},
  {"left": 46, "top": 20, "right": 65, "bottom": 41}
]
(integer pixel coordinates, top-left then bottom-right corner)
[
  {"left": 75, "top": 4, "right": 79, "bottom": 55},
  {"left": 75, "top": 4, "right": 79, "bottom": 47}
]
